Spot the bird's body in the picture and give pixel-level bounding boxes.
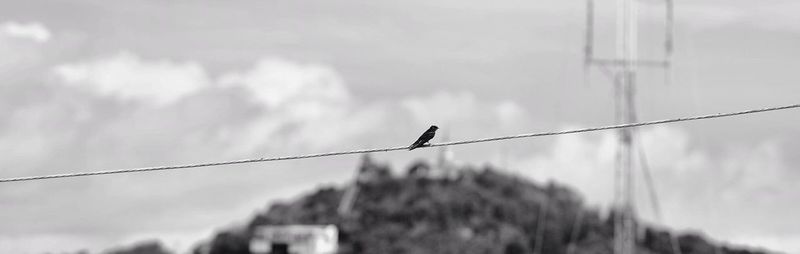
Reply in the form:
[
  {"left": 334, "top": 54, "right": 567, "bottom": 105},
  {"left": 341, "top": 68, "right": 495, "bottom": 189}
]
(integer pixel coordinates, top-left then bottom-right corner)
[{"left": 408, "top": 125, "right": 438, "bottom": 150}]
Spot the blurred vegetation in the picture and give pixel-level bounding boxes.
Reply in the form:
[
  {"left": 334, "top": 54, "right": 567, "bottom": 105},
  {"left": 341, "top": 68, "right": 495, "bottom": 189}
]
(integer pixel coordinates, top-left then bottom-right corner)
[
  {"left": 193, "top": 159, "right": 768, "bottom": 254},
  {"left": 101, "top": 240, "right": 172, "bottom": 254}
]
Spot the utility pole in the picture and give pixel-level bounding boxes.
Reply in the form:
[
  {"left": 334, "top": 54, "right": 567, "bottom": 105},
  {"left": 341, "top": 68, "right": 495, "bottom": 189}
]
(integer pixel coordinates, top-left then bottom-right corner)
[
  {"left": 616, "top": 1, "right": 638, "bottom": 253},
  {"left": 583, "top": 0, "right": 673, "bottom": 254}
]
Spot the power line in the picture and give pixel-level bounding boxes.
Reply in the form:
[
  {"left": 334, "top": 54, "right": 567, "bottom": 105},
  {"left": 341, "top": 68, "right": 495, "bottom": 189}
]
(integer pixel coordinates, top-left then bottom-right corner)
[{"left": 0, "top": 103, "right": 798, "bottom": 183}]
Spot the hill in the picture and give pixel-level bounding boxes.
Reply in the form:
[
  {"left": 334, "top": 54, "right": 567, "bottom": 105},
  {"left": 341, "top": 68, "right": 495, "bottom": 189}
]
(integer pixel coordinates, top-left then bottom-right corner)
[{"left": 196, "top": 157, "right": 768, "bottom": 254}]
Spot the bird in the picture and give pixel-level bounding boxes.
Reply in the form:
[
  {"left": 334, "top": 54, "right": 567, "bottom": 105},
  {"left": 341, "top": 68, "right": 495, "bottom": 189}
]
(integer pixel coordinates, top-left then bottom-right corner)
[{"left": 408, "top": 125, "right": 438, "bottom": 150}]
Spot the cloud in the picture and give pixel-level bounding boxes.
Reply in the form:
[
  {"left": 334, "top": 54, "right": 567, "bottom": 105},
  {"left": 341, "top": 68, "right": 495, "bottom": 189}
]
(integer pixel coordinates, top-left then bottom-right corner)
[
  {"left": 677, "top": 1, "right": 800, "bottom": 32},
  {"left": 7, "top": 47, "right": 798, "bottom": 253},
  {"left": 0, "top": 22, "right": 52, "bottom": 77},
  {"left": 50, "top": 53, "right": 356, "bottom": 122},
  {"left": 218, "top": 59, "right": 350, "bottom": 109},
  {"left": 401, "top": 91, "right": 530, "bottom": 134},
  {"left": 48, "top": 51, "right": 383, "bottom": 153},
  {"left": 53, "top": 51, "right": 211, "bottom": 105},
  {"left": 676, "top": 4, "right": 745, "bottom": 29},
  {"left": 744, "top": 2, "right": 800, "bottom": 32},
  {"left": 215, "top": 58, "right": 384, "bottom": 152},
  {"left": 3, "top": 53, "right": 350, "bottom": 241},
  {"left": 0, "top": 234, "right": 99, "bottom": 254},
  {"left": 0, "top": 21, "right": 51, "bottom": 43},
  {"left": 217, "top": 58, "right": 369, "bottom": 151},
  {"left": 512, "top": 126, "right": 618, "bottom": 206},
  {"left": 511, "top": 125, "right": 799, "bottom": 252},
  {"left": 2, "top": 53, "right": 409, "bottom": 253}
]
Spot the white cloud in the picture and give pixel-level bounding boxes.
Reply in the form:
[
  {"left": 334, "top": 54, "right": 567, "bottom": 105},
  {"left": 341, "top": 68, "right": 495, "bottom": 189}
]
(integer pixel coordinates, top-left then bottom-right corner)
[
  {"left": 511, "top": 125, "right": 799, "bottom": 252},
  {"left": 0, "top": 21, "right": 51, "bottom": 43},
  {"left": 53, "top": 51, "right": 211, "bottom": 104},
  {"left": 215, "top": 58, "right": 380, "bottom": 152},
  {"left": 513, "top": 127, "right": 618, "bottom": 206},
  {"left": 6, "top": 57, "right": 798, "bottom": 252},
  {"left": 677, "top": 1, "right": 800, "bottom": 32},
  {"left": 10, "top": 46, "right": 798, "bottom": 253},
  {"left": 0, "top": 234, "right": 100, "bottom": 254},
  {"left": 2, "top": 54, "right": 371, "bottom": 253},
  {"left": 401, "top": 91, "right": 530, "bottom": 134},
  {"left": 50, "top": 52, "right": 377, "bottom": 152},
  {"left": 745, "top": 2, "right": 800, "bottom": 32},
  {"left": 402, "top": 91, "right": 479, "bottom": 125},
  {"left": 52, "top": 53, "right": 352, "bottom": 112},
  {"left": 218, "top": 59, "right": 350, "bottom": 109},
  {"left": 0, "top": 22, "right": 49, "bottom": 76},
  {"left": 494, "top": 101, "right": 527, "bottom": 126},
  {"left": 676, "top": 5, "right": 745, "bottom": 29}
]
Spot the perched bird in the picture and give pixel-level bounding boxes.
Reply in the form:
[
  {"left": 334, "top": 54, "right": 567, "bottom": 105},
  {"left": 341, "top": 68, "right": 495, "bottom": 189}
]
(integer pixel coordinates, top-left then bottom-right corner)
[{"left": 408, "top": 125, "right": 438, "bottom": 150}]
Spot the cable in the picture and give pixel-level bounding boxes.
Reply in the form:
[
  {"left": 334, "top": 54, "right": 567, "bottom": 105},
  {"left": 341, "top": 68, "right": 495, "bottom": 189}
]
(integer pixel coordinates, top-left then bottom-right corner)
[
  {"left": 0, "top": 103, "right": 798, "bottom": 183},
  {"left": 635, "top": 133, "right": 683, "bottom": 254},
  {"left": 636, "top": 137, "right": 662, "bottom": 222}
]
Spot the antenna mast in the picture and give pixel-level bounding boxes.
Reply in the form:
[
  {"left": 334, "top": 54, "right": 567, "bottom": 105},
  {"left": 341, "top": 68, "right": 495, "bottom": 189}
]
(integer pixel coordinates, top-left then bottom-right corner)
[{"left": 584, "top": 0, "right": 673, "bottom": 253}]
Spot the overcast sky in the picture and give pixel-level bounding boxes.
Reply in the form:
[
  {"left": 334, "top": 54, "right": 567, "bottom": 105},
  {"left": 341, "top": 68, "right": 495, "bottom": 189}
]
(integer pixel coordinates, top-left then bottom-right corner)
[{"left": 0, "top": 0, "right": 799, "bottom": 253}]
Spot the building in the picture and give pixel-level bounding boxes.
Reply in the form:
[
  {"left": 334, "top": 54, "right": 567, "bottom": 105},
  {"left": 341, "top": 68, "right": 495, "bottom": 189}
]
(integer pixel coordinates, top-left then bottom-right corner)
[{"left": 250, "top": 225, "right": 338, "bottom": 254}]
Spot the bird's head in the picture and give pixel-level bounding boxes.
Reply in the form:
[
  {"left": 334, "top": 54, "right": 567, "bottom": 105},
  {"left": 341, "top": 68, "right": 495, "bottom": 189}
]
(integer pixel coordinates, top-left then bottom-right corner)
[{"left": 430, "top": 125, "right": 439, "bottom": 131}]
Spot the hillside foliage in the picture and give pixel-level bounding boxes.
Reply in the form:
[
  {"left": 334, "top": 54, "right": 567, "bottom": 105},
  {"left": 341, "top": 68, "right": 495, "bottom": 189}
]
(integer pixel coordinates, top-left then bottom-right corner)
[{"left": 196, "top": 159, "right": 767, "bottom": 254}]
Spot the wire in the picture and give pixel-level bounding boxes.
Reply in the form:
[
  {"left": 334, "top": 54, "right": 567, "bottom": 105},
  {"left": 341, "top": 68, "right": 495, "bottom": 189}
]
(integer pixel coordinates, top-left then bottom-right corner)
[
  {"left": 635, "top": 133, "right": 683, "bottom": 254},
  {"left": 636, "top": 137, "right": 662, "bottom": 221},
  {"left": 0, "top": 103, "right": 798, "bottom": 183}
]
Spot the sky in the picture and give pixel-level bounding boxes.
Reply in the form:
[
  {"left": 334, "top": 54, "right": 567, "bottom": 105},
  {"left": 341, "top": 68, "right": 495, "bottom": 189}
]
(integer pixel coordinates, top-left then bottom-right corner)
[{"left": 0, "top": 0, "right": 798, "bottom": 253}]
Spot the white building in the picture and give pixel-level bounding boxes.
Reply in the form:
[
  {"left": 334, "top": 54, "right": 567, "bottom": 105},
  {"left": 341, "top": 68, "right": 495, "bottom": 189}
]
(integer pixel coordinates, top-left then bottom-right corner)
[{"left": 250, "top": 225, "right": 338, "bottom": 254}]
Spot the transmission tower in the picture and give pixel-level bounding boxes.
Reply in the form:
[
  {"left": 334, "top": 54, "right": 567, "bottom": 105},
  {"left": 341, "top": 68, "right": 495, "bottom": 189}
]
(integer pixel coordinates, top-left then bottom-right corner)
[{"left": 583, "top": 0, "right": 673, "bottom": 254}]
